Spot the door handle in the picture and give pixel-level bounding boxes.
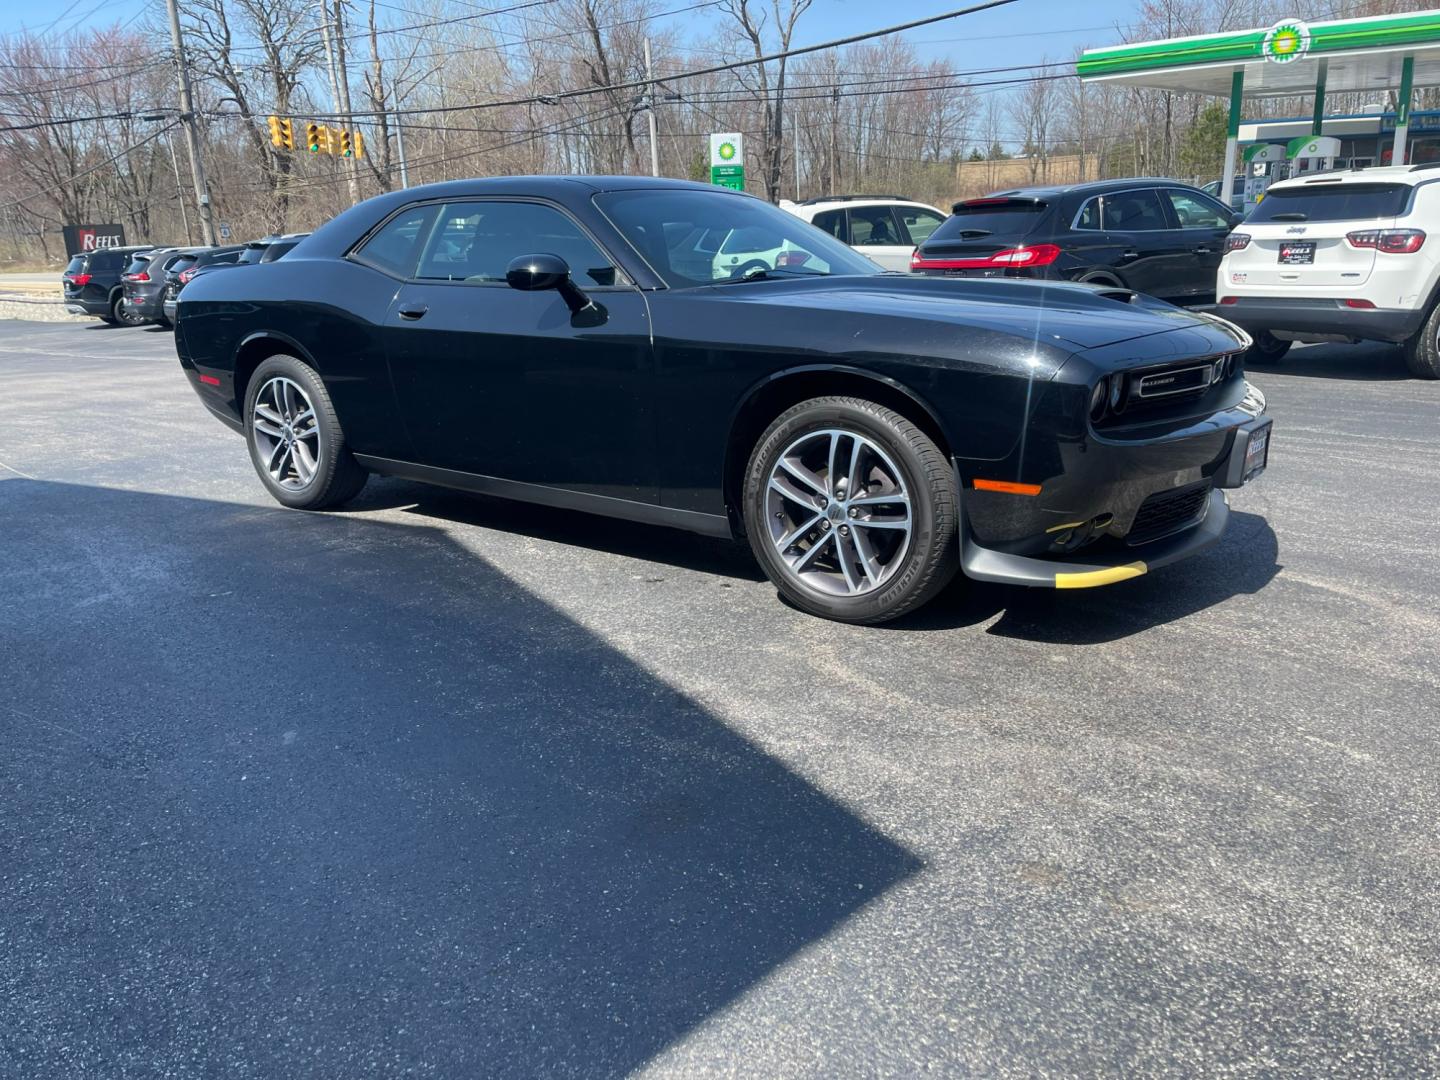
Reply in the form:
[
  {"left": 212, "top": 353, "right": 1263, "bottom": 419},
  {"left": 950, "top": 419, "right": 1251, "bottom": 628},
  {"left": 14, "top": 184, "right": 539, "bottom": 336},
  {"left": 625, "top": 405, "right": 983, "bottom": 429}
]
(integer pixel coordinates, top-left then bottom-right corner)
[
  {"left": 1122, "top": 249, "right": 1139, "bottom": 259},
  {"left": 1194, "top": 246, "right": 1213, "bottom": 254},
  {"left": 397, "top": 303, "right": 428, "bottom": 321}
]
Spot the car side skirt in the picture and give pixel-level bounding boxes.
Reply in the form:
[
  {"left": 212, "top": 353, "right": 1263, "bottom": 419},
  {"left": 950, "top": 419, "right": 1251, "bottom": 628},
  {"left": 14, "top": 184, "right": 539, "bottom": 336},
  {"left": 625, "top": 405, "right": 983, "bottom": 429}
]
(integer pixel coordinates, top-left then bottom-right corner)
[{"left": 352, "top": 455, "right": 735, "bottom": 539}]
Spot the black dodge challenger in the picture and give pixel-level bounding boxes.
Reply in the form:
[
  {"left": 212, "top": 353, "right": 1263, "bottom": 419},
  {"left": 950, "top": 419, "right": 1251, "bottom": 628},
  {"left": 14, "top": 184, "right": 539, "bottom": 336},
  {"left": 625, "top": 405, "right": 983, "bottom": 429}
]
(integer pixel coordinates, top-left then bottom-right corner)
[{"left": 174, "top": 176, "right": 1272, "bottom": 624}]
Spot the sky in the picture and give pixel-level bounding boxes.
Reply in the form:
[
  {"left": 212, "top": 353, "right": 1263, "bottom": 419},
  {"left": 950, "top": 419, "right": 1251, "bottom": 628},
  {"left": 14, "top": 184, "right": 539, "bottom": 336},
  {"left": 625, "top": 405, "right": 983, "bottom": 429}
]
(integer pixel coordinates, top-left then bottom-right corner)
[{"left": 0, "top": 0, "right": 1143, "bottom": 75}]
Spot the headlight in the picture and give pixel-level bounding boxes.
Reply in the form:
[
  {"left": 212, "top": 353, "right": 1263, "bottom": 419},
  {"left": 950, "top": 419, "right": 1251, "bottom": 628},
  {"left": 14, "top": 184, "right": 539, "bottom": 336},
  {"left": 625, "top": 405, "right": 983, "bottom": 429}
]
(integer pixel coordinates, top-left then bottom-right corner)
[{"left": 1108, "top": 374, "right": 1125, "bottom": 411}]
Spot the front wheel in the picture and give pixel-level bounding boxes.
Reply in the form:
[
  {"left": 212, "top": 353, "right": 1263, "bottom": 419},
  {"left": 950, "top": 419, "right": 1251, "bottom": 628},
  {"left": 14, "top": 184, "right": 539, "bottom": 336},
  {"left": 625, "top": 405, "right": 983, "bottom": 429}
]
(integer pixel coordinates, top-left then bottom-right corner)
[
  {"left": 742, "top": 396, "right": 958, "bottom": 624},
  {"left": 1245, "top": 330, "right": 1291, "bottom": 365},
  {"left": 1402, "top": 303, "right": 1440, "bottom": 379},
  {"left": 244, "top": 354, "right": 368, "bottom": 510}
]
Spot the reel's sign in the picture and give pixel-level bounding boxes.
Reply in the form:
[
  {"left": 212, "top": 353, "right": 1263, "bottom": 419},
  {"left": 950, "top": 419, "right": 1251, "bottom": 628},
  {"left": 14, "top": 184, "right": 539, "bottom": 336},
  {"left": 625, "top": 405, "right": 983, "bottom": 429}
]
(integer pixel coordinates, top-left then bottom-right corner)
[
  {"left": 62, "top": 224, "right": 127, "bottom": 255},
  {"left": 709, "top": 133, "right": 744, "bottom": 190}
]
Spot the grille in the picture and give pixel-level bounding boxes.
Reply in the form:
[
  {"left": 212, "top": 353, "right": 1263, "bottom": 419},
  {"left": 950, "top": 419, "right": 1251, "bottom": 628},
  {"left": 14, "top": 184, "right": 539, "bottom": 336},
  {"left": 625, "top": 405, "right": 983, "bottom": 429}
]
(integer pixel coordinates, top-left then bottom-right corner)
[
  {"left": 1101, "top": 356, "right": 1234, "bottom": 424},
  {"left": 1127, "top": 482, "right": 1210, "bottom": 546}
]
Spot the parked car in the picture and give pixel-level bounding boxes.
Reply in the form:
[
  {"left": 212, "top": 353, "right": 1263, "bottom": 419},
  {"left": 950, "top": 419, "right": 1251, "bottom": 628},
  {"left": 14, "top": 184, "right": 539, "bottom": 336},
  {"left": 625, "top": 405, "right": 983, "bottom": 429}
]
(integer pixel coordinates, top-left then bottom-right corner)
[
  {"left": 161, "top": 244, "right": 247, "bottom": 322},
  {"left": 121, "top": 246, "right": 209, "bottom": 327},
  {"left": 781, "top": 195, "right": 949, "bottom": 271},
  {"left": 63, "top": 245, "right": 159, "bottom": 325},
  {"left": 911, "top": 178, "right": 1243, "bottom": 304},
  {"left": 1214, "top": 164, "right": 1440, "bottom": 378},
  {"left": 175, "top": 177, "right": 1271, "bottom": 624},
  {"left": 1202, "top": 176, "right": 1247, "bottom": 205}
]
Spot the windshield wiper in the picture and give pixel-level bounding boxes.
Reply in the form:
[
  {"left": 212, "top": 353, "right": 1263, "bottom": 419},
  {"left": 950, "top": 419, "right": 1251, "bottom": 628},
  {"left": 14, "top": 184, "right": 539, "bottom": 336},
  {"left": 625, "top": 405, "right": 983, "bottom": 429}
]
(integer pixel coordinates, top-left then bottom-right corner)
[
  {"left": 714, "top": 266, "right": 828, "bottom": 284},
  {"left": 958, "top": 228, "right": 993, "bottom": 238},
  {"left": 1268, "top": 212, "right": 1307, "bottom": 221}
]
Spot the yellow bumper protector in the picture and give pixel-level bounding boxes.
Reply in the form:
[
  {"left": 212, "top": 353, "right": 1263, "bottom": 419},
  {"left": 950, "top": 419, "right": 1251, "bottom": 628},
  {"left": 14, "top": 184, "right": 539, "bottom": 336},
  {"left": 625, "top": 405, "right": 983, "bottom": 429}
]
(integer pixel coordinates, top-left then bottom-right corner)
[{"left": 1054, "top": 561, "right": 1148, "bottom": 589}]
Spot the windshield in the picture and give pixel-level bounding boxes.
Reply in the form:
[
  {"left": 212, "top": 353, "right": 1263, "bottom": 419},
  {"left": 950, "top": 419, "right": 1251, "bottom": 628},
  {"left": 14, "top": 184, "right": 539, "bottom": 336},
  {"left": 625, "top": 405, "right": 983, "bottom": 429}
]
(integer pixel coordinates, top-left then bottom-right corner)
[
  {"left": 64, "top": 255, "right": 86, "bottom": 274},
  {"left": 595, "top": 188, "right": 879, "bottom": 287},
  {"left": 1248, "top": 183, "right": 1410, "bottom": 223},
  {"left": 238, "top": 245, "right": 267, "bottom": 265},
  {"left": 123, "top": 255, "right": 151, "bottom": 276},
  {"left": 260, "top": 240, "right": 299, "bottom": 263},
  {"left": 168, "top": 255, "right": 197, "bottom": 276}
]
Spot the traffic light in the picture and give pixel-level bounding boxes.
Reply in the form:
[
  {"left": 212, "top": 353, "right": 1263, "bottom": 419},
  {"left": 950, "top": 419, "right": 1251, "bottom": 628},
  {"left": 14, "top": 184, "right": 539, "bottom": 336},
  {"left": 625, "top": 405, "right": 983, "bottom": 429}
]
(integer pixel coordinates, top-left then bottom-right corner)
[
  {"left": 306, "top": 122, "right": 321, "bottom": 153},
  {"left": 267, "top": 115, "right": 283, "bottom": 147},
  {"left": 352, "top": 131, "right": 364, "bottom": 158},
  {"left": 278, "top": 118, "right": 294, "bottom": 151},
  {"left": 339, "top": 129, "right": 353, "bottom": 157}
]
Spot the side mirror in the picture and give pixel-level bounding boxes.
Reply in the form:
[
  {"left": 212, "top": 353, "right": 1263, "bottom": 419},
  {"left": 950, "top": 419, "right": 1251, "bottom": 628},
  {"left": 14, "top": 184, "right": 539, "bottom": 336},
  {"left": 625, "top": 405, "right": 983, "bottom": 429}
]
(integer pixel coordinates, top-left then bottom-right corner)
[
  {"left": 506, "top": 253, "right": 595, "bottom": 316},
  {"left": 1228, "top": 211, "right": 1245, "bottom": 228}
]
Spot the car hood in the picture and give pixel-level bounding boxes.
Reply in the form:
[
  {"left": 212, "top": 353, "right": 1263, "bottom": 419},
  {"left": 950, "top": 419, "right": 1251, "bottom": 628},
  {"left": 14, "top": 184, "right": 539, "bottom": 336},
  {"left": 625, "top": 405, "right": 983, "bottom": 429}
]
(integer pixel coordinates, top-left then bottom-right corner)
[{"left": 708, "top": 275, "right": 1239, "bottom": 353}]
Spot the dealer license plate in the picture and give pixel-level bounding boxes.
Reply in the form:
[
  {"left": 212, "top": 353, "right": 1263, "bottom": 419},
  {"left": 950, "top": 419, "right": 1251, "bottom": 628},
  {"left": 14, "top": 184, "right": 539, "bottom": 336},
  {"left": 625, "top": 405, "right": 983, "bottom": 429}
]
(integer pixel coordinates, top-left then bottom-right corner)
[
  {"left": 1243, "top": 425, "right": 1270, "bottom": 482},
  {"left": 1278, "top": 241, "right": 1314, "bottom": 265}
]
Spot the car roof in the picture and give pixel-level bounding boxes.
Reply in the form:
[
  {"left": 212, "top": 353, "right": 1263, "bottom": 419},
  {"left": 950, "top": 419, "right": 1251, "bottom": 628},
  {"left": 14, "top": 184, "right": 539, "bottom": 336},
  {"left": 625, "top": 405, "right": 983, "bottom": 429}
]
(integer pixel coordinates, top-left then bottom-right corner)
[
  {"left": 1266, "top": 165, "right": 1427, "bottom": 192},
  {"left": 973, "top": 177, "right": 1202, "bottom": 201}
]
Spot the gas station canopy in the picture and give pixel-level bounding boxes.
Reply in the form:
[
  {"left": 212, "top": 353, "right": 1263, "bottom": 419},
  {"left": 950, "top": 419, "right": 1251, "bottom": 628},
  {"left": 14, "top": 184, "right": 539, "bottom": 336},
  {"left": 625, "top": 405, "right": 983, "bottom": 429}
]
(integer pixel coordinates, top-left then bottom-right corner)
[
  {"left": 1076, "top": 11, "right": 1440, "bottom": 205},
  {"left": 1077, "top": 11, "right": 1440, "bottom": 97}
]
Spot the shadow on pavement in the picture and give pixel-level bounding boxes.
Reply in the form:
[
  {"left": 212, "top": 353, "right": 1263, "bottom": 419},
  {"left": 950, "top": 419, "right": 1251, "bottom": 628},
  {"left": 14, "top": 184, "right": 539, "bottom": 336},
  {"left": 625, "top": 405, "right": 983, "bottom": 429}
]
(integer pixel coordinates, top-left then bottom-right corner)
[
  {"left": 1250, "top": 341, "right": 1412, "bottom": 381},
  {"left": 0, "top": 480, "right": 917, "bottom": 1077}
]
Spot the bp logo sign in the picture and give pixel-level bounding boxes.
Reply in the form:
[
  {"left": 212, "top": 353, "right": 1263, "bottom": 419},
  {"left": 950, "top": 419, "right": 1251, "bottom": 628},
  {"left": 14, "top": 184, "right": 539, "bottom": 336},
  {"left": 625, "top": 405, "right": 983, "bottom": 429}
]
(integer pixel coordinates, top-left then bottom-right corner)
[
  {"left": 1262, "top": 19, "right": 1310, "bottom": 64},
  {"left": 708, "top": 132, "right": 744, "bottom": 190}
]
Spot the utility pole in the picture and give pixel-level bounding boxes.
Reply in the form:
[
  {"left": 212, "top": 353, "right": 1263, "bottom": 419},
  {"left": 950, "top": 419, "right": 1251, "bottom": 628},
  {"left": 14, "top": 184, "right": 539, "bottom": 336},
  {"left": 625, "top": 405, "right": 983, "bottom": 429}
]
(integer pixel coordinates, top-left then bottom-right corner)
[
  {"left": 644, "top": 37, "right": 660, "bottom": 178},
  {"left": 792, "top": 104, "right": 800, "bottom": 198},
  {"left": 330, "top": 0, "right": 362, "bottom": 202},
  {"left": 164, "top": 0, "right": 216, "bottom": 245},
  {"left": 316, "top": 0, "right": 359, "bottom": 205},
  {"left": 393, "top": 110, "right": 409, "bottom": 188}
]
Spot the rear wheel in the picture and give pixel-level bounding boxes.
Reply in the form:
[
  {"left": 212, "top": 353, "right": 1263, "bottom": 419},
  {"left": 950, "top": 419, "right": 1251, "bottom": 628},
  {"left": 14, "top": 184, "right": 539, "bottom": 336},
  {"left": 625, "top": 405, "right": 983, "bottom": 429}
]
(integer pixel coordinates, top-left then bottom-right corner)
[
  {"left": 1245, "top": 330, "right": 1291, "bottom": 365},
  {"left": 1402, "top": 303, "right": 1440, "bottom": 379},
  {"left": 244, "top": 354, "right": 368, "bottom": 510},
  {"left": 112, "top": 293, "right": 145, "bottom": 327},
  {"left": 742, "top": 396, "right": 958, "bottom": 624}
]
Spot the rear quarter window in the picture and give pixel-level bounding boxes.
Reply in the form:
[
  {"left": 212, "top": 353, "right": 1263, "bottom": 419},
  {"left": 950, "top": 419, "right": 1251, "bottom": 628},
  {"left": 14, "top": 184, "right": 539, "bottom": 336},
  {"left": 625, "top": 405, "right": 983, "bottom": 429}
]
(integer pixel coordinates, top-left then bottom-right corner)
[{"left": 1249, "top": 183, "right": 1411, "bottom": 223}]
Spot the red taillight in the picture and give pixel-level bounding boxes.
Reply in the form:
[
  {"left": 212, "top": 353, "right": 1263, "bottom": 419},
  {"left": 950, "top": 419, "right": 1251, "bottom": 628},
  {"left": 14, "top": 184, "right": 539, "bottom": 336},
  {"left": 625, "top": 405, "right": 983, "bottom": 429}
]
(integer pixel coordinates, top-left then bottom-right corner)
[
  {"left": 1347, "top": 228, "right": 1426, "bottom": 253},
  {"left": 123, "top": 271, "right": 150, "bottom": 282},
  {"left": 66, "top": 273, "right": 92, "bottom": 286},
  {"left": 1225, "top": 233, "right": 1251, "bottom": 252},
  {"left": 911, "top": 243, "right": 1062, "bottom": 271},
  {"left": 178, "top": 269, "right": 196, "bottom": 284},
  {"left": 1219, "top": 296, "right": 1239, "bottom": 305},
  {"left": 1344, "top": 298, "right": 1376, "bottom": 309}
]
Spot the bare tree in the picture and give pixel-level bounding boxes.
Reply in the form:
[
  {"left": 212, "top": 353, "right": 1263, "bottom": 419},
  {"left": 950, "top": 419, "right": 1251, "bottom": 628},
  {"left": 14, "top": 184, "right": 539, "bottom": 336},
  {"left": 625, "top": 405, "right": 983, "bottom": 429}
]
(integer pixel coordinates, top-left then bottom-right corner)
[{"left": 722, "top": 0, "right": 812, "bottom": 202}]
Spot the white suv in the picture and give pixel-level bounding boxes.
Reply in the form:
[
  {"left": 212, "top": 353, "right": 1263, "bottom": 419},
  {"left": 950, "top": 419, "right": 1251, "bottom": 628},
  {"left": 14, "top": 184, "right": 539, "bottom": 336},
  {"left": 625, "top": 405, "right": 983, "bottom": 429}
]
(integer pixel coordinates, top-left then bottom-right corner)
[
  {"left": 1216, "top": 165, "right": 1440, "bottom": 378},
  {"left": 780, "top": 196, "right": 948, "bottom": 272}
]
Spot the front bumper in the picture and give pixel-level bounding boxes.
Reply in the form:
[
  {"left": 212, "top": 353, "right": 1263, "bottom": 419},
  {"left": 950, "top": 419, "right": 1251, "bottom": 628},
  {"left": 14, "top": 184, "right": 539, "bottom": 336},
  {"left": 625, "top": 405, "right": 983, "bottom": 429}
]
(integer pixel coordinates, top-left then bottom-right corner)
[
  {"left": 957, "top": 407, "right": 1270, "bottom": 588},
  {"left": 963, "top": 489, "right": 1230, "bottom": 588},
  {"left": 1206, "top": 297, "right": 1425, "bottom": 344}
]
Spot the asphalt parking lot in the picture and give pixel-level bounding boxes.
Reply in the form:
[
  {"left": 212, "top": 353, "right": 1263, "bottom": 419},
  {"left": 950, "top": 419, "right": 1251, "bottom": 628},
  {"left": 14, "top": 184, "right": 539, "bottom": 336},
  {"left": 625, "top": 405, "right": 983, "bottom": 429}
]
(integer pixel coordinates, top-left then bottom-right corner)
[{"left": 2, "top": 318, "right": 1438, "bottom": 1077}]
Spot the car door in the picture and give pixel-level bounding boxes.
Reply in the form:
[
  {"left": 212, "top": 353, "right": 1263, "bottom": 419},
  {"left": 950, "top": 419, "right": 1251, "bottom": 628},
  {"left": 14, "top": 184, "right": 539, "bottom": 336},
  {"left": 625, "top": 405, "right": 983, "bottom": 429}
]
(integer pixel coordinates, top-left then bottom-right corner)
[
  {"left": 894, "top": 205, "right": 947, "bottom": 266},
  {"left": 847, "top": 205, "right": 911, "bottom": 271},
  {"left": 1100, "top": 188, "right": 1187, "bottom": 299},
  {"left": 1161, "top": 187, "right": 1236, "bottom": 300},
  {"left": 383, "top": 198, "right": 658, "bottom": 502}
]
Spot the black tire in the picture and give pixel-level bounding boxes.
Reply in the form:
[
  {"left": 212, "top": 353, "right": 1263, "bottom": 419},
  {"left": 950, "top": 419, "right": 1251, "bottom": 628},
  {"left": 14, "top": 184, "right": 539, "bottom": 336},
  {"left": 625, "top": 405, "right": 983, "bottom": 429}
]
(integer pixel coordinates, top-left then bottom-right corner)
[
  {"left": 243, "top": 354, "right": 368, "bottom": 510},
  {"left": 1079, "top": 272, "right": 1123, "bottom": 289},
  {"left": 1245, "top": 330, "right": 1291, "bottom": 365},
  {"left": 742, "top": 396, "right": 958, "bottom": 624},
  {"left": 1402, "top": 303, "right": 1440, "bottom": 379},
  {"left": 112, "top": 292, "right": 144, "bottom": 327}
]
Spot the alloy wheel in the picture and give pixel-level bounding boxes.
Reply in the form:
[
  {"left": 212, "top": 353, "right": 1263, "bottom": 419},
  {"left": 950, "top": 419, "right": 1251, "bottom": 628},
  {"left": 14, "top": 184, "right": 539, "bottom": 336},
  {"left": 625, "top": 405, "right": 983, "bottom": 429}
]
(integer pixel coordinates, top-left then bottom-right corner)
[
  {"left": 251, "top": 376, "right": 322, "bottom": 490},
  {"left": 765, "top": 428, "right": 913, "bottom": 597}
]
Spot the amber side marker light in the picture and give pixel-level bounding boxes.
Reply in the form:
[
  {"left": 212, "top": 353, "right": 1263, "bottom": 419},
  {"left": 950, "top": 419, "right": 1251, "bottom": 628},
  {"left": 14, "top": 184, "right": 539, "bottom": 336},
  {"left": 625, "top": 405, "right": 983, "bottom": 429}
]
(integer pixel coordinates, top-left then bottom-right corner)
[{"left": 973, "top": 478, "right": 1042, "bottom": 496}]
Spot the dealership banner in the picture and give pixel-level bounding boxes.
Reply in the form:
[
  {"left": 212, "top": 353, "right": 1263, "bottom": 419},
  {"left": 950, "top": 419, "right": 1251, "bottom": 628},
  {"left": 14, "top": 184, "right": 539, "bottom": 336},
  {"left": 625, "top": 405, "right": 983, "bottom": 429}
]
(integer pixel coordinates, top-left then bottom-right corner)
[{"left": 62, "top": 224, "right": 127, "bottom": 256}]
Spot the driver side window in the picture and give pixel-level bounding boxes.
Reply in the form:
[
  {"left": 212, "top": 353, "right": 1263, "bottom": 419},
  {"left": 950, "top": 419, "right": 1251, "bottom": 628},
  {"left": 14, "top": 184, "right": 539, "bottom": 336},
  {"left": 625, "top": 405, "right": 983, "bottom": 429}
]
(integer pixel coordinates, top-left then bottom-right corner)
[{"left": 415, "top": 201, "right": 620, "bottom": 287}]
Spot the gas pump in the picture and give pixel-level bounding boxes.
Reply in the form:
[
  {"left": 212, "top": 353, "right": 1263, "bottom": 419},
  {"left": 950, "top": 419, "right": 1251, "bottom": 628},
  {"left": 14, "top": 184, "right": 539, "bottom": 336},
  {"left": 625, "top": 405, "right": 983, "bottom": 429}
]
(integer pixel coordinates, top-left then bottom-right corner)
[
  {"left": 1286, "top": 135, "right": 1342, "bottom": 177},
  {"left": 1241, "top": 143, "right": 1286, "bottom": 212}
]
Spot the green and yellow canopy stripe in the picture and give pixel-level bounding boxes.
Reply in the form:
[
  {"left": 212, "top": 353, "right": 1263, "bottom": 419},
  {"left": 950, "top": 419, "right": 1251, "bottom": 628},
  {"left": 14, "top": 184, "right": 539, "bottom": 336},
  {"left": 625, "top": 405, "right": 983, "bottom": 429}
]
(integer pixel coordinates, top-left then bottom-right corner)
[{"left": 1078, "top": 10, "right": 1440, "bottom": 79}]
